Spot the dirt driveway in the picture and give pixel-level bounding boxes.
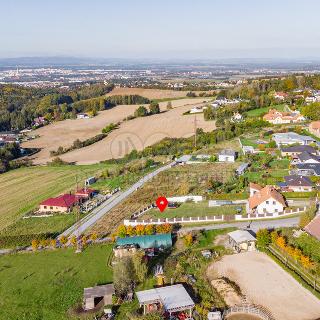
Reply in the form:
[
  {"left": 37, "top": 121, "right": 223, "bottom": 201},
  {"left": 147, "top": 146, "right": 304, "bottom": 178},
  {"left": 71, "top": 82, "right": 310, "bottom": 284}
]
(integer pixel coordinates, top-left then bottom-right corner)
[{"left": 208, "top": 252, "right": 320, "bottom": 320}]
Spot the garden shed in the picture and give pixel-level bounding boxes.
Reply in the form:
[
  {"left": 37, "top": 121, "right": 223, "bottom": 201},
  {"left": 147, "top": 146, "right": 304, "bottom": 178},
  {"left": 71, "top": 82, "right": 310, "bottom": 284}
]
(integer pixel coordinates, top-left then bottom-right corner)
[
  {"left": 228, "top": 230, "right": 256, "bottom": 252},
  {"left": 83, "top": 284, "right": 115, "bottom": 310},
  {"left": 116, "top": 234, "right": 172, "bottom": 249},
  {"left": 136, "top": 284, "right": 195, "bottom": 316}
]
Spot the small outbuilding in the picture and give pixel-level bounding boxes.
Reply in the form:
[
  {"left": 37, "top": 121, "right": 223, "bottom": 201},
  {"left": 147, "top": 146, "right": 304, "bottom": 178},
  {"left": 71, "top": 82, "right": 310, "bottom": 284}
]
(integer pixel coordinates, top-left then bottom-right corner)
[
  {"left": 228, "top": 230, "right": 256, "bottom": 252},
  {"left": 218, "top": 149, "right": 237, "bottom": 162},
  {"left": 235, "top": 162, "right": 250, "bottom": 176},
  {"left": 208, "top": 311, "right": 222, "bottom": 320},
  {"left": 83, "top": 284, "right": 115, "bottom": 311},
  {"left": 136, "top": 284, "right": 195, "bottom": 316}
]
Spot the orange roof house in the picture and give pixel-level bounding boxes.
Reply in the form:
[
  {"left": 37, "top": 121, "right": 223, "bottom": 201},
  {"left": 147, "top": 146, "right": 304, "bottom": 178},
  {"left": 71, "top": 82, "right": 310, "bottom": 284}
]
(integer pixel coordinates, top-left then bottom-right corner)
[
  {"left": 248, "top": 184, "right": 286, "bottom": 214},
  {"left": 309, "top": 121, "right": 320, "bottom": 138},
  {"left": 304, "top": 215, "right": 320, "bottom": 241},
  {"left": 263, "top": 109, "right": 305, "bottom": 124}
]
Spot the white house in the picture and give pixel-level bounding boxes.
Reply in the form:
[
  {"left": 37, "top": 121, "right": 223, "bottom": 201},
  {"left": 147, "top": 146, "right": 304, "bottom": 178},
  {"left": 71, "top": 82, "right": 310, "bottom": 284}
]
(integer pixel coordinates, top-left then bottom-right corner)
[
  {"left": 189, "top": 106, "right": 208, "bottom": 114},
  {"left": 218, "top": 149, "right": 237, "bottom": 162},
  {"left": 231, "top": 112, "right": 243, "bottom": 123},
  {"left": 248, "top": 184, "right": 286, "bottom": 214},
  {"left": 77, "top": 113, "right": 90, "bottom": 119}
]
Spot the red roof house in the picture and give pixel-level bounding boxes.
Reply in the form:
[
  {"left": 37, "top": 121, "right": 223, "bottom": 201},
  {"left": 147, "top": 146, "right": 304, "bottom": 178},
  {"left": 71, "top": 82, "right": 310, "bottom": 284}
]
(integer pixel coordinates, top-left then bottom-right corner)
[
  {"left": 40, "top": 194, "right": 79, "bottom": 213},
  {"left": 75, "top": 188, "right": 95, "bottom": 198}
]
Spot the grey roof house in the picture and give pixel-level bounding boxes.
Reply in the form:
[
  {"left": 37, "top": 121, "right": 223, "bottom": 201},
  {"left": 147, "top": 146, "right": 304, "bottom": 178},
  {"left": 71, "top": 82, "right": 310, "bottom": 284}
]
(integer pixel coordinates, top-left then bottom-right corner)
[
  {"left": 281, "top": 145, "right": 317, "bottom": 156},
  {"left": 293, "top": 163, "right": 320, "bottom": 176},
  {"left": 297, "top": 151, "right": 320, "bottom": 164},
  {"left": 272, "top": 132, "right": 315, "bottom": 147}
]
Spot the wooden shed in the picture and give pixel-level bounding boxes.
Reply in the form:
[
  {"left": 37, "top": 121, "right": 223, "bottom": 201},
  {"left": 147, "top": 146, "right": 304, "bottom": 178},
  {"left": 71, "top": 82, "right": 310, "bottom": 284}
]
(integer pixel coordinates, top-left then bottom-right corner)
[{"left": 83, "top": 284, "right": 115, "bottom": 310}]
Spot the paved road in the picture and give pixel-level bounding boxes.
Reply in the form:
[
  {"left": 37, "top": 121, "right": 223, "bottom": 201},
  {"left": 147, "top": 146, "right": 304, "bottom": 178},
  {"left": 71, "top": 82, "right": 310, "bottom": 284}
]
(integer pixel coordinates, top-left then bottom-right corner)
[
  {"left": 178, "top": 216, "right": 300, "bottom": 234},
  {"left": 60, "top": 162, "right": 176, "bottom": 237}
]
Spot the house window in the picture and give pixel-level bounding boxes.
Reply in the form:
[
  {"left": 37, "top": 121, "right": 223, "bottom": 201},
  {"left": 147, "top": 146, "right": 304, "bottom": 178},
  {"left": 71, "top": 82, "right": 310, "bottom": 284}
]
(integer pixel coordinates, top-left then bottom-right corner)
[
  {"left": 275, "top": 209, "right": 278, "bottom": 212},
  {"left": 263, "top": 208, "right": 267, "bottom": 213},
  {"left": 273, "top": 201, "right": 276, "bottom": 205},
  {"left": 44, "top": 206, "right": 47, "bottom": 209},
  {"left": 266, "top": 201, "right": 269, "bottom": 204},
  {"left": 50, "top": 206, "right": 53, "bottom": 210}
]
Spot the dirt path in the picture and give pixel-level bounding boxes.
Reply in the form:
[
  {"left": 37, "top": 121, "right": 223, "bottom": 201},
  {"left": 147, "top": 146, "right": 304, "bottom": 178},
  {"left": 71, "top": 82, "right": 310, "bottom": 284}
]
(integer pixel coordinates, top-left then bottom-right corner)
[{"left": 208, "top": 252, "right": 320, "bottom": 320}]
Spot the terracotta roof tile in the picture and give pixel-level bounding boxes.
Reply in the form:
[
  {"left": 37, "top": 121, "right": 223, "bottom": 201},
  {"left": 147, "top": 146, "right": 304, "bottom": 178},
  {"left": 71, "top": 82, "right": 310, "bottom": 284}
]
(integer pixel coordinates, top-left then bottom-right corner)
[
  {"left": 305, "top": 215, "right": 320, "bottom": 240},
  {"left": 249, "top": 185, "right": 286, "bottom": 210}
]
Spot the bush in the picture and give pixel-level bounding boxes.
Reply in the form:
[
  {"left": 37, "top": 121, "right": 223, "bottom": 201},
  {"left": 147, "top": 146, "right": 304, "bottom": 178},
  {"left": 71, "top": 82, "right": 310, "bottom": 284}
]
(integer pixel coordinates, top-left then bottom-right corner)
[{"left": 134, "top": 106, "right": 148, "bottom": 117}]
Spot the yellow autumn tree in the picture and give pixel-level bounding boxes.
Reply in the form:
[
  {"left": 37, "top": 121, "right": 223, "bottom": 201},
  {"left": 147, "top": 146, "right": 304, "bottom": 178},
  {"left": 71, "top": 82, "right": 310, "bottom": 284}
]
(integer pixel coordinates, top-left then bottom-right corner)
[
  {"left": 70, "top": 236, "right": 77, "bottom": 247},
  {"left": 276, "top": 236, "right": 286, "bottom": 250},
  {"left": 293, "top": 247, "right": 302, "bottom": 261},
  {"left": 126, "top": 225, "right": 136, "bottom": 237},
  {"left": 301, "top": 255, "right": 314, "bottom": 270},
  {"left": 31, "top": 239, "right": 39, "bottom": 251},
  {"left": 184, "top": 234, "right": 193, "bottom": 247},
  {"left": 135, "top": 225, "right": 145, "bottom": 236},
  {"left": 116, "top": 225, "right": 127, "bottom": 238}
]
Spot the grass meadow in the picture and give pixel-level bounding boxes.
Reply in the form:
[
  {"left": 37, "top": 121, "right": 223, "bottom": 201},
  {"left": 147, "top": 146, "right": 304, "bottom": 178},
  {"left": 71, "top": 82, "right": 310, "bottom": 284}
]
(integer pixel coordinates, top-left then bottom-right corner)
[
  {"left": 245, "top": 104, "right": 285, "bottom": 117},
  {"left": 0, "top": 244, "right": 113, "bottom": 320},
  {"left": 145, "top": 202, "right": 245, "bottom": 219}
]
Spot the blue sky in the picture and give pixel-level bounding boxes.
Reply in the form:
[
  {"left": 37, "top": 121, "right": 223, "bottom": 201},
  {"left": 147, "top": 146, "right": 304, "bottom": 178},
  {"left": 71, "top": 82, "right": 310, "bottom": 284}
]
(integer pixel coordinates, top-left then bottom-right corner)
[{"left": 1, "top": 0, "right": 320, "bottom": 59}]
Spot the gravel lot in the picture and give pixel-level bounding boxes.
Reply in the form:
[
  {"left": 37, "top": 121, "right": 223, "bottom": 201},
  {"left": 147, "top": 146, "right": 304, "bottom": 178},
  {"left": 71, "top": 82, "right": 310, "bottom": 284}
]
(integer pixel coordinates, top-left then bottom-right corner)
[{"left": 209, "top": 251, "right": 320, "bottom": 320}]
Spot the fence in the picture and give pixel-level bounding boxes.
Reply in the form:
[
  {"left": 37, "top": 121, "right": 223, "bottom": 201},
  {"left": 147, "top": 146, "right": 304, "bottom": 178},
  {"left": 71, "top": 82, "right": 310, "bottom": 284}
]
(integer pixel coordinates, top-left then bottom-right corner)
[
  {"left": 167, "top": 196, "right": 203, "bottom": 203},
  {"left": 131, "top": 204, "right": 155, "bottom": 219},
  {"left": 223, "top": 304, "right": 274, "bottom": 320},
  {"left": 124, "top": 207, "right": 306, "bottom": 226},
  {"left": 268, "top": 245, "right": 320, "bottom": 293}
]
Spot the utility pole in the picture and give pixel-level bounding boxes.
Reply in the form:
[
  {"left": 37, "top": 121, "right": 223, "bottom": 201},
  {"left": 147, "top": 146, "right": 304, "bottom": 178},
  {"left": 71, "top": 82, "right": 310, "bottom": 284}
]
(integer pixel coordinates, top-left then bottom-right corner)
[
  {"left": 194, "top": 115, "right": 197, "bottom": 149},
  {"left": 75, "top": 174, "right": 82, "bottom": 253}
]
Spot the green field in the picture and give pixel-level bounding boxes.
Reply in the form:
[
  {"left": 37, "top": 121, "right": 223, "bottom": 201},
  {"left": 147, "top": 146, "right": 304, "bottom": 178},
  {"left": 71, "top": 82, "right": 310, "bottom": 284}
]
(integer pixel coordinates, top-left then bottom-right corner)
[
  {"left": 244, "top": 169, "right": 289, "bottom": 185},
  {"left": 0, "top": 164, "right": 115, "bottom": 247},
  {"left": 145, "top": 201, "right": 245, "bottom": 219},
  {"left": 0, "top": 244, "right": 113, "bottom": 320},
  {"left": 245, "top": 104, "right": 285, "bottom": 117}
]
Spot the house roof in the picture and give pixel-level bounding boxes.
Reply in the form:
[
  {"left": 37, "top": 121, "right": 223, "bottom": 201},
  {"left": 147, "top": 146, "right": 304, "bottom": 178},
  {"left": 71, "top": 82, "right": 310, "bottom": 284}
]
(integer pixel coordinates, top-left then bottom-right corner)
[
  {"left": 236, "top": 163, "right": 250, "bottom": 174},
  {"left": 249, "top": 185, "right": 286, "bottom": 210},
  {"left": 219, "top": 149, "right": 236, "bottom": 156},
  {"left": 272, "top": 132, "right": 315, "bottom": 143},
  {"left": 298, "top": 151, "right": 320, "bottom": 163},
  {"left": 176, "top": 155, "right": 192, "bottom": 163},
  {"left": 40, "top": 194, "right": 78, "bottom": 208},
  {"left": 75, "top": 188, "right": 94, "bottom": 196},
  {"left": 136, "top": 284, "right": 195, "bottom": 312},
  {"left": 281, "top": 145, "right": 316, "bottom": 154},
  {"left": 296, "top": 163, "right": 320, "bottom": 176},
  {"left": 84, "top": 284, "right": 115, "bottom": 299},
  {"left": 284, "top": 175, "right": 313, "bottom": 187},
  {"left": 228, "top": 230, "right": 256, "bottom": 243},
  {"left": 249, "top": 182, "right": 263, "bottom": 191},
  {"left": 310, "top": 121, "right": 320, "bottom": 130},
  {"left": 304, "top": 215, "right": 320, "bottom": 241},
  {"left": 116, "top": 234, "right": 172, "bottom": 249}
]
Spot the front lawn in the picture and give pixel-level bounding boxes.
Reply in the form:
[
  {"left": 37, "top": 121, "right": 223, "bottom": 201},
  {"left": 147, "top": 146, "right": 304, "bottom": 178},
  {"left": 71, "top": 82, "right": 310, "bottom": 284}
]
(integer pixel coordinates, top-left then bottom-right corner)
[
  {"left": 145, "top": 201, "right": 245, "bottom": 219},
  {"left": 245, "top": 104, "right": 285, "bottom": 117},
  {"left": 0, "top": 244, "right": 113, "bottom": 320}
]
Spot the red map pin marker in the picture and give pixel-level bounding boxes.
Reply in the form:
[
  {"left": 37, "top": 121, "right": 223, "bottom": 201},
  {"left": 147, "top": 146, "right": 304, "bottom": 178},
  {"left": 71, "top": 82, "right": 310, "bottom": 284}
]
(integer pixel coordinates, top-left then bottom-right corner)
[{"left": 156, "top": 196, "right": 168, "bottom": 212}]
